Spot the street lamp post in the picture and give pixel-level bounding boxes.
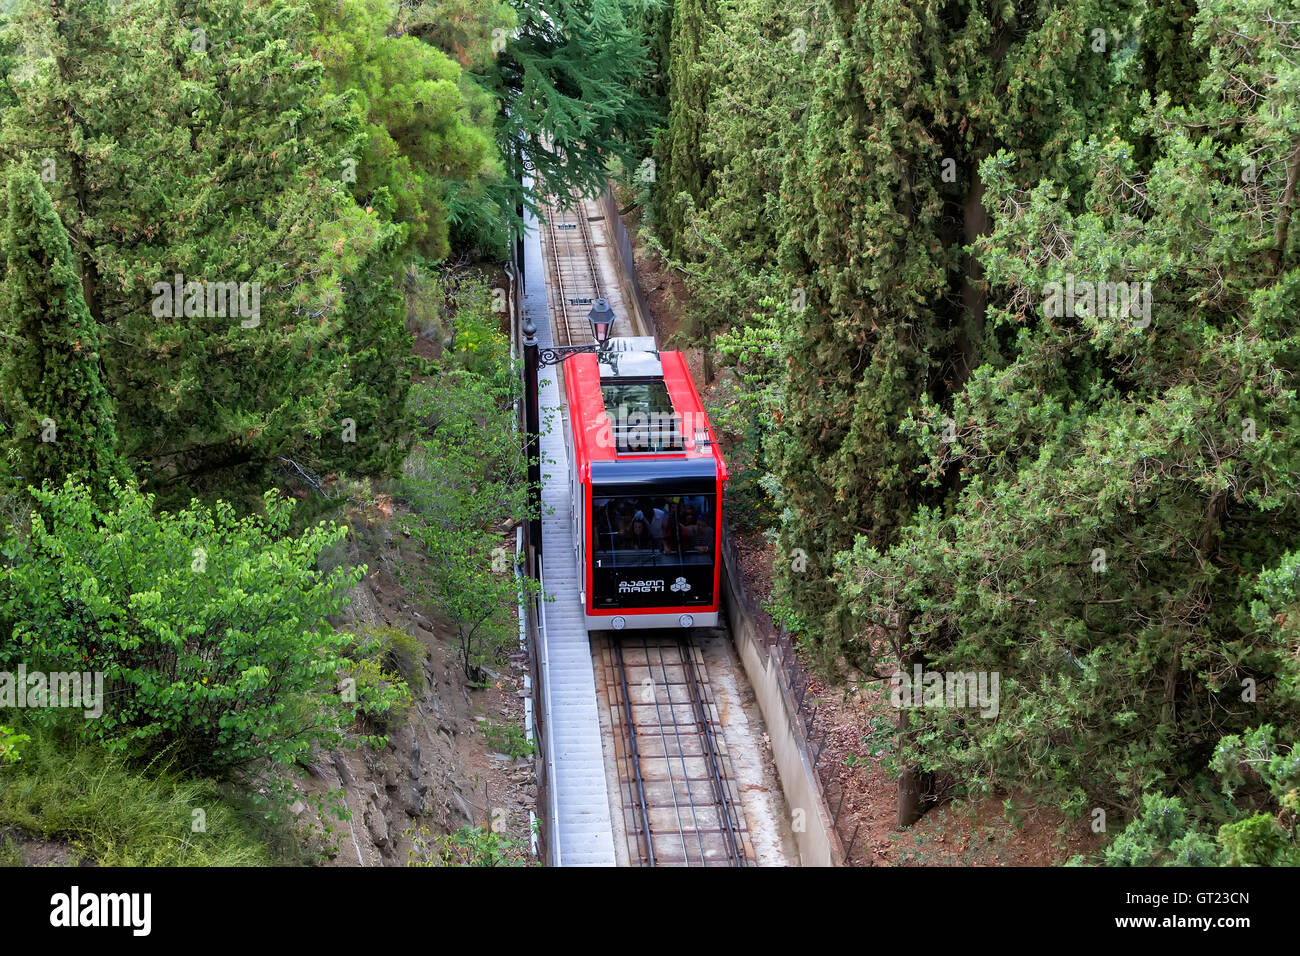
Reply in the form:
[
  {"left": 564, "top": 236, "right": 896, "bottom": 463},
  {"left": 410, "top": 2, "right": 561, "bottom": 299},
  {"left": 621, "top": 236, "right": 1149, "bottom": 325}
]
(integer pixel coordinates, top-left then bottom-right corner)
[{"left": 522, "top": 298, "right": 616, "bottom": 561}]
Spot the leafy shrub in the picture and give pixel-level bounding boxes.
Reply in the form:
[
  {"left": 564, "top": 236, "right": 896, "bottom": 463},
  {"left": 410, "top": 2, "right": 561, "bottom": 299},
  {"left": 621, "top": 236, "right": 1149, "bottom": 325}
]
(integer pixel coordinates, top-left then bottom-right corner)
[
  {"left": 483, "top": 717, "right": 535, "bottom": 758},
  {"left": 360, "top": 624, "right": 427, "bottom": 695},
  {"left": 340, "top": 625, "right": 424, "bottom": 734},
  {"left": 406, "top": 823, "right": 531, "bottom": 867},
  {"left": 1210, "top": 725, "right": 1300, "bottom": 866},
  {"left": 0, "top": 724, "right": 28, "bottom": 764},
  {"left": 446, "top": 280, "right": 511, "bottom": 384},
  {"left": 1103, "top": 794, "right": 1225, "bottom": 867},
  {"left": 0, "top": 478, "right": 362, "bottom": 774},
  {"left": 1103, "top": 725, "right": 1299, "bottom": 866},
  {"left": 1217, "top": 813, "right": 1295, "bottom": 867}
]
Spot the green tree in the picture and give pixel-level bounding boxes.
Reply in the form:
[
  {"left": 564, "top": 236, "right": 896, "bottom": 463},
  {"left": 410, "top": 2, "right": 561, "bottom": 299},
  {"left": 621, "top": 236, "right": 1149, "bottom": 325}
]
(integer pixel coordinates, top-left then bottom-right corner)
[
  {"left": 395, "top": 0, "right": 515, "bottom": 72},
  {"left": 773, "top": 0, "right": 1142, "bottom": 677},
  {"left": 0, "top": 477, "right": 367, "bottom": 773},
  {"left": 844, "top": 0, "right": 1300, "bottom": 821},
  {"left": 398, "top": 280, "right": 536, "bottom": 680},
  {"left": 389, "top": 0, "right": 661, "bottom": 234},
  {"left": 310, "top": 0, "right": 501, "bottom": 260},
  {"left": 0, "top": 0, "right": 411, "bottom": 500},
  {"left": 651, "top": 0, "right": 717, "bottom": 258},
  {"left": 627, "top": 0, "right": 672, "bottom": 135},
  {"left": 392, "top": 0, "right": 519, "bottom": 251},
  {"left": 0, "top": 168, "right": 127, "bottom": 497},
  {"left": 486, "top": 0, "right": 661, "bottom": 206},
  {"left": 646, "top": 0, "right": 816, "bottom": 384}
]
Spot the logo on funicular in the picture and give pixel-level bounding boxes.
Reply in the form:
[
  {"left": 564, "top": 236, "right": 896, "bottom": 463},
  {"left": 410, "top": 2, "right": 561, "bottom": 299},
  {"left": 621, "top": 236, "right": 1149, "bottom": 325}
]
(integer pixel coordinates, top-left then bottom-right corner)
[
  {"left": 618, "top": 579, "right": 665, "bottom": 594},
  {"left": 670, "top": 577, "right": 690, "bottom": 593}
]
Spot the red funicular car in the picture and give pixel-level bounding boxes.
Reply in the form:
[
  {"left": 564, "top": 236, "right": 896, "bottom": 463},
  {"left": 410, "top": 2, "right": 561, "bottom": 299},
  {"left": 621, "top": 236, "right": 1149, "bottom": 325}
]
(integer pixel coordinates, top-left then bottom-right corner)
[{"left": 563, "top": 337, "right": 729, "bottom": 632}]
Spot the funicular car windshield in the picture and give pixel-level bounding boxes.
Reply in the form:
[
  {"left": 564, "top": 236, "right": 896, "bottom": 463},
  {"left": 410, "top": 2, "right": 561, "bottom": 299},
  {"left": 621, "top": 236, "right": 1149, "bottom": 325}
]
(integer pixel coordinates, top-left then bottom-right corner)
[{"left": 590, "top": 483, "right": 716, "bottom": 609}]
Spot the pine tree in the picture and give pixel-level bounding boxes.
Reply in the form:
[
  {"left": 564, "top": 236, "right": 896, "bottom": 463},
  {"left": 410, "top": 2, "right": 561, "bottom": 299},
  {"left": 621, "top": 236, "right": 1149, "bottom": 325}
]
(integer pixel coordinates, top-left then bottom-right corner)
[
  {"left": 488, "top": 0, "right": 660, "bottom": 204},
  {"left": 310, "top": 0, "right": 500, "bottom": 260},
  {"left": 0, "top": 168, "right": 127, "bottom": 496}
]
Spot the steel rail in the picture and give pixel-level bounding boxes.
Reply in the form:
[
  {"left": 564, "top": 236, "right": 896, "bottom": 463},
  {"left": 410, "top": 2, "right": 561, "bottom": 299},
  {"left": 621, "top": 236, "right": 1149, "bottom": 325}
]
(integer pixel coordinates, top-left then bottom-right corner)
[
  {"left": 613, "top": 640, "right": 656, "bottom": 866},
  {"left": 680, "top": 637, "right": 747, "bottom": 865}
]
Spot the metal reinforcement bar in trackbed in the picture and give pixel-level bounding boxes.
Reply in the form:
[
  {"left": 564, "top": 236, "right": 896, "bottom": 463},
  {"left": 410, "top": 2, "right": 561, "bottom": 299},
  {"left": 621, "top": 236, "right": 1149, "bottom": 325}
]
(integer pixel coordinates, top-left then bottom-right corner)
[
  {"left": 680, "top": 638, "right": 745, "bottom": 865},
  {"left": 613, "top": 640, "right": 656, "bottom": 866}
]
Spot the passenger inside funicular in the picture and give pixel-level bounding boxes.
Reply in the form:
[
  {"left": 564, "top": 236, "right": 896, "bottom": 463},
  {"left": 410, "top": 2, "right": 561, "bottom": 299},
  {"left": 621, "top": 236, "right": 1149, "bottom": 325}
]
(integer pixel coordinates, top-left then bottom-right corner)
[
  {"left": 593, "top": 493, "right": 714, "bottom": 561},
  {"left": 676, "top": 502, "right": 714, "bottom": 554}
]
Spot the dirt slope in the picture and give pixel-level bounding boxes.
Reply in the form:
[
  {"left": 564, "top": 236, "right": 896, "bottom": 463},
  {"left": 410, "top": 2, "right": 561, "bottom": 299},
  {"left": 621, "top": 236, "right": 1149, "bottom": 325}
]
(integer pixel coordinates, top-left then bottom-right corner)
[{"left": 295, "top": 521, "right": 536, "bottom": 866}]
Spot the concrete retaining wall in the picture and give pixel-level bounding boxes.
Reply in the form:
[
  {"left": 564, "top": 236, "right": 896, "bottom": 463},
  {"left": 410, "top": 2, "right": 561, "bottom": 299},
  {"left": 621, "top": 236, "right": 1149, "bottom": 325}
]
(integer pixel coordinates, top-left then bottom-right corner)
[
  {"left": 598, "top": 186, "right": 656, "bottom": 343},
  {"left": 720, "top": 526, "right": 846, "bottom": 867}
]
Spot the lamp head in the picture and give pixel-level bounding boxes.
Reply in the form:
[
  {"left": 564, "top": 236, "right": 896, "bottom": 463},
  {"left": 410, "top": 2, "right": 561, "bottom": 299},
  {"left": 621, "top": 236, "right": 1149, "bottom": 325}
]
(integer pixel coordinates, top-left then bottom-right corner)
[{"left": 587, "top": 298, "right": 614, "bottom": 345}]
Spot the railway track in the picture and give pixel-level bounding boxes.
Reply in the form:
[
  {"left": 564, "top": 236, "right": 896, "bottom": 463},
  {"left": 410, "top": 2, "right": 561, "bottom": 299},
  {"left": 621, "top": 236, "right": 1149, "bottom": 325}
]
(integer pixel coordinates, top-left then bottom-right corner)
[
  {"left": 598, "top": 635, "right": 751, "bottom": 866},
  {"left": 539, "top": 188, "right": 752, "bottom": 867},
  {"left": 543, "top": 193, "right": 615, "bottom": 347}
]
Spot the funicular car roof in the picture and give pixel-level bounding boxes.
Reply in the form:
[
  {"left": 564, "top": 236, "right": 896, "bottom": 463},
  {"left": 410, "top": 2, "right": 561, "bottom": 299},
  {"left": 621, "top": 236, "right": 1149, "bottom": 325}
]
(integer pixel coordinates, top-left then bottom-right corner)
[{"left": 565, "top": 338, "right": 728, "bottom": 483}]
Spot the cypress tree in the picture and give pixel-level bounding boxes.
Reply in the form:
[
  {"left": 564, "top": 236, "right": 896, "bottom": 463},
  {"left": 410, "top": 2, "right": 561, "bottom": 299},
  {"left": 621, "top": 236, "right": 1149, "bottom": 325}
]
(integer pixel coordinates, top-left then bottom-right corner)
[
  {"left": 0, "top": 167, "right": 127, "bottom": 496},
  {"left": 770, "top": 0, "right": 1141, "bottom": 663},
  {"left": 846, "top": 0, "right": 1300, "bottom": 821},
  {"left": 757, "top": 0, "right": 1141, "bottom": 822},
  {"left": 653, "top": 0, "right": 716, "bottom": 257}
]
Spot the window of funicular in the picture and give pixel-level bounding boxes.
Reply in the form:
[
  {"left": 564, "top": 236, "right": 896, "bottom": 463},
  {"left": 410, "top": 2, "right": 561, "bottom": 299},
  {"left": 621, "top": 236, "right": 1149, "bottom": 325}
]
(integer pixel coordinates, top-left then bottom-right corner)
[
  {"left": 600, "top": 380, "right": 684, "bottom": 454},
  {"left": 590, "top": 489, "right": 716, "bottom": 608}
]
